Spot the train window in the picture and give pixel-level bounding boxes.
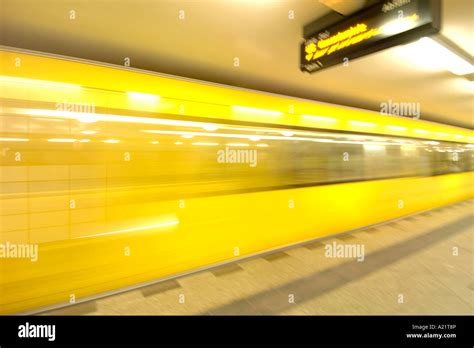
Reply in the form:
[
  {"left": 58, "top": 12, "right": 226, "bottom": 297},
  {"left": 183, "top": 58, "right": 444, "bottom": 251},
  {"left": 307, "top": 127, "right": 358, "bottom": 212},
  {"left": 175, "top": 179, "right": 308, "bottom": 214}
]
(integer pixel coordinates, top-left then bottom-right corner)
[
  {"left": 1, "top": 98, "right": 472, "bottom": 245},
  {"left": 1, "top": 100, "right": 473, "bottom": 202}
]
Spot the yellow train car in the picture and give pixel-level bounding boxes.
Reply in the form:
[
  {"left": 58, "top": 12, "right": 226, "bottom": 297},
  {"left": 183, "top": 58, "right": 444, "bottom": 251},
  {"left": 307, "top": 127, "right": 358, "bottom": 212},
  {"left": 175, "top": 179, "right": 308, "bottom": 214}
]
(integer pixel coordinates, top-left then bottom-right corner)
[{"left": 0, "top": 47, "right": 473, "bottom": 314}]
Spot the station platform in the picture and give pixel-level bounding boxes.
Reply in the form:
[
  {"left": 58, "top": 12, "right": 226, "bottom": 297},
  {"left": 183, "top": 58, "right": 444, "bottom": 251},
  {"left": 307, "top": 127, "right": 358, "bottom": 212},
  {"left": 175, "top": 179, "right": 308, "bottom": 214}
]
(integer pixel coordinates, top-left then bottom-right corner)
[{"left": 44, "top": 199, "right": 473, "bottom": 315}]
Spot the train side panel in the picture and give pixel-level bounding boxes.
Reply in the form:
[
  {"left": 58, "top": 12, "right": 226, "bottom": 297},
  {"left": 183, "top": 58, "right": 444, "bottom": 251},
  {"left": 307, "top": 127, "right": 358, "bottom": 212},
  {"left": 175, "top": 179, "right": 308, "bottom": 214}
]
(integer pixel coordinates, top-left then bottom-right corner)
[{"left": 1, "top": 172, "right": 472, "bottom": 314}]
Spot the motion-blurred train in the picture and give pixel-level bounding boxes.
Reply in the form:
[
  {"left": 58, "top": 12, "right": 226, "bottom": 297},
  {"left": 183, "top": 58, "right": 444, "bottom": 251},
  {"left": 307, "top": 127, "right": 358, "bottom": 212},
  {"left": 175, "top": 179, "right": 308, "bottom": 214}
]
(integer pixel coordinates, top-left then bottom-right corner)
[{"left": 0, "top": 48, "right": 473, "bottom": 314}]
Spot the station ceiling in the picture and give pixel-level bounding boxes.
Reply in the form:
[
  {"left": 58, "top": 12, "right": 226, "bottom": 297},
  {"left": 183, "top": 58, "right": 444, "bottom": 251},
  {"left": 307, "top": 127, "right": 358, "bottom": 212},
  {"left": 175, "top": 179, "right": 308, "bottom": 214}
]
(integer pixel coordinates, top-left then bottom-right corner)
[{"left": 1, "top": 0, "right": 473, "bottom": 128}]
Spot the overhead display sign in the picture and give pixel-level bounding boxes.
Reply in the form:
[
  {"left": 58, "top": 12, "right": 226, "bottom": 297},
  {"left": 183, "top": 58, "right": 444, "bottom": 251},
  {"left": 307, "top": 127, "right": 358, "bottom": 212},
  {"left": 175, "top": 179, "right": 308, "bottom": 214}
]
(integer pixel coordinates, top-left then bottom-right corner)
[{"left": 301, "top": 0, "right": 440, "bottom": 73}]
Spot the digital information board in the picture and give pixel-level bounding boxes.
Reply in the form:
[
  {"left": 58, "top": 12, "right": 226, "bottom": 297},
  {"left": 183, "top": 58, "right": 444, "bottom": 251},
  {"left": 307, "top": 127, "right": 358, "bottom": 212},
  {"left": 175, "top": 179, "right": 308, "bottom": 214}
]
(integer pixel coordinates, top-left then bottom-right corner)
[{"left": 301, "top": 0, "right": 440, "bottom": 73}]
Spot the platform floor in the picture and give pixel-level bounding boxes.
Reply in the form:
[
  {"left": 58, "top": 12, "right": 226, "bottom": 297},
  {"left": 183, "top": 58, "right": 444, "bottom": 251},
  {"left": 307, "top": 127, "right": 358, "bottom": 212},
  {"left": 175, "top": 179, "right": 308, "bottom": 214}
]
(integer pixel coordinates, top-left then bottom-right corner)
[{"left": 45, "top": 199, "right": 473, "bottom": 315}]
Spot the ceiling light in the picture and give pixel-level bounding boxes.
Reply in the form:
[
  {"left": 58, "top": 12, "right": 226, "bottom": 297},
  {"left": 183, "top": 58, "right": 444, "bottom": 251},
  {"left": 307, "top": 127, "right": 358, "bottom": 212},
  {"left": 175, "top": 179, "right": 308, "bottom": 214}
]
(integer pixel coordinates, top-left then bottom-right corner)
[
  {"left": 127, "top": 91, "right": 161, "bottom": 101},
  {"left": 302, "top": 115, "right": 337, "bottom": 123},
  {"left": 408, "top": 37, "right": 474, "bottom": 76},
  {"left": 386, "top": 125, "right": 407, "bottom": 131},
  {"left": 414, "top": 129, "right": 430, "bottom": 134},
  {"left": 232, "top": 105, "right": 283, "bottom": 116},
  {"left": 349, "top": 120, "right": 376, "bottom": 127}
]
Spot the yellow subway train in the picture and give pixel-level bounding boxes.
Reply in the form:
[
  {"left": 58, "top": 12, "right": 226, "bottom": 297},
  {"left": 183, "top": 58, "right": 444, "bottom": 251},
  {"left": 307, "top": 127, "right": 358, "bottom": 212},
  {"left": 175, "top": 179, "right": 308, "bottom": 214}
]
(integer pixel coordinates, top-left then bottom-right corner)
[{"left": 0, "top": 47, "right": 473, "bottom": 314}]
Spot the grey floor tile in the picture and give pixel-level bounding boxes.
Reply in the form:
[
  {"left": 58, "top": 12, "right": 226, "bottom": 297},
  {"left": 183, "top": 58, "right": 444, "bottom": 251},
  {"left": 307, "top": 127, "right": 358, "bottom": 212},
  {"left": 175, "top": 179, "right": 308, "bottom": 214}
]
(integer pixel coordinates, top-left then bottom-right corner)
[
  {"left": 141, "top": 279, "right": 182, "bottom": 297},
  {"left": 262, "top": 251, "right": 290, "bottom": 262},
  {"left": 210, "top": 263, "right": 244, "bottom": 277},
  {"left": 45, "top": 301, "right": 97, "bottom": 315}
]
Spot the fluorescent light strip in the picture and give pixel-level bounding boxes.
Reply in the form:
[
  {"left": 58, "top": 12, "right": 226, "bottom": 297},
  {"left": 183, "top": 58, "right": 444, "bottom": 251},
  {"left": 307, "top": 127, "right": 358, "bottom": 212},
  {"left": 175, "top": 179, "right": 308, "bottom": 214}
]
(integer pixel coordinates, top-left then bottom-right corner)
[
  {"left": 226, "top": 143, "right": 249, "bottom": 147},
  {"left": 142, "top": 129, "right": 400, "bottom": 146},
  {"left": 349, "top": 120, "right": 377, "bottom": 127},
  {"left": 202, "top": 124, "right": 219, "bottom": 131},
  {"left": 386, "top": 125, "right": 407, "bottom": 131},
  {"left": 76, "top": 220, "right": 179, "bottom": 239},
  {"left": 302, "top": 114, "right": 337, "bottom": 123},
  {"left": 410, "top": 38, "right": 474, "bottom": 76},
  {"left": 143, "top": 129, "right": 252, "bottom": 139},
  {"left": 14, "top": 108, "right": 219, "bottom": 129},
  {"left": 76, "top": 114, "right": 98, "bottom": 123},
  {"left": 0, "top": 76, "right": 81, "bottom": 90},
  {"left": 14, "top": 108, "right": 383, "bottom": 143},
  {"left": 313, "top": 139, "right": 334, "bottom": 143},
  {"left": 102, "top": 139, "right": 120, "bottom": 143},
  {"left": 47, "top": 138, "right": 76, "bottom": 143},
  {"left": 19, "top": 108, "right": 412, "bottom": 146},
  {"left": 414, "top": 129, "right": 430, "bottom": 134},
  {"left": 0, "top": 137, "right": 29, "bottom": 142},
  {"left": 219, "top": 125, "right": 339, "bottom": 139},
  {"left": 127, "top": 91, "right": 160, "bottom": 101},
  {"left": 232, "top": 105, "right": 283, "bottom": 116}
]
